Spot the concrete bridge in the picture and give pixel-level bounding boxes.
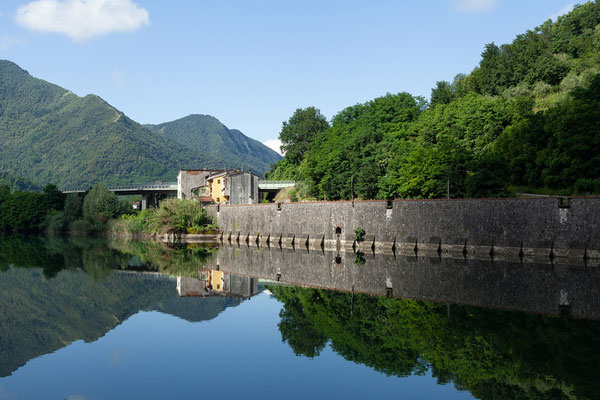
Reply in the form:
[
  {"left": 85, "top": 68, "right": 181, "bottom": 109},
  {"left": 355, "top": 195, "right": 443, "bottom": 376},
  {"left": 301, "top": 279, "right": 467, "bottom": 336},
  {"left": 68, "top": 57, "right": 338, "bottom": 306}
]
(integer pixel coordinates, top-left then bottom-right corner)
[
  {"left": 61, "top": 180, "right": 296, "bottom": 209},
  {"left": 62, "top": 182, "right": 178, "bottom": 209}
]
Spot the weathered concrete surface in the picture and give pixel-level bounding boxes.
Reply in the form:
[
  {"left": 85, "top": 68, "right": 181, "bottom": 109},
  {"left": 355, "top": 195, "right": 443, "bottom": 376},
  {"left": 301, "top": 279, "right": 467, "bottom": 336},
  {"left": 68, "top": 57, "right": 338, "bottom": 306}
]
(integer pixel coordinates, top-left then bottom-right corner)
[
  {"left": 207, "top": 198, "right": 600, "bottom": 261},
  {"left": 205, "top": 244, "right": 600, "bottom": 320}
]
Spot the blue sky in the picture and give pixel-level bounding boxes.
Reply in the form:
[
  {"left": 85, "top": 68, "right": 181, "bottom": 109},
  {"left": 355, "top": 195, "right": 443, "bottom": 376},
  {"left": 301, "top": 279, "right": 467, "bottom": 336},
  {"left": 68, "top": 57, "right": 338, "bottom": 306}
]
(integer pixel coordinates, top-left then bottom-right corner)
[{"left": 0, "top": 0, "right": 578, "bottom": 152}]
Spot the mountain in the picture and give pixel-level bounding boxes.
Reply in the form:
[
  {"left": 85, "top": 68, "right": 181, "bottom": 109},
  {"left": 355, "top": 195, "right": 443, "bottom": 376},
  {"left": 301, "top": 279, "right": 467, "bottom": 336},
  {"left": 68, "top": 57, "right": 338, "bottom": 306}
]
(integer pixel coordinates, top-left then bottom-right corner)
[
  {"left": 145, "top": 114, "right": 282, "bottom": 175},
  {"left": 0, "top": 60, "right": 278, "bottom": 188},
  {"left": 0, "top": 171, "right": 40, "bottom": 191}
]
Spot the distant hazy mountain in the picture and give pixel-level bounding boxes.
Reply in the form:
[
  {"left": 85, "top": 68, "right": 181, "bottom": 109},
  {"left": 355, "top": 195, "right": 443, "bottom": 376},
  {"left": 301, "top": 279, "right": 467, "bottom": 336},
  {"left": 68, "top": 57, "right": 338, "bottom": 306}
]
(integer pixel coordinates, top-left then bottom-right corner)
[
  {"left": 145, "top": 114, "right": 282, "bottom": 175},
  {"left": 0, "top": 60, "right": 279, "bottom": 188}
]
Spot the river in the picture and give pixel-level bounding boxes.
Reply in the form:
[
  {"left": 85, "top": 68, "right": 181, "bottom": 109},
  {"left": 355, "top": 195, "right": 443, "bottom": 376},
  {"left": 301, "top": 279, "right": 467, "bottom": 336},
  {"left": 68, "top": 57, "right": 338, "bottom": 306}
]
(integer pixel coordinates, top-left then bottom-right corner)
[{"left": 0, "top": 236, "right": 598, "bottom": 399}]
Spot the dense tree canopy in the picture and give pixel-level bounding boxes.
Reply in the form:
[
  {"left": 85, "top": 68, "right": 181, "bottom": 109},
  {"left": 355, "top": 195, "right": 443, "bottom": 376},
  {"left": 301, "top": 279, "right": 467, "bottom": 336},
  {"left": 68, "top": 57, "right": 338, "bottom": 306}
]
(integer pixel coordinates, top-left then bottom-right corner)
[
  {"left": 279, "top": 107, "right": 330, "bottom": 165},
  {"left": 267, "top": 1, "right": 600, "bottom": 199}
]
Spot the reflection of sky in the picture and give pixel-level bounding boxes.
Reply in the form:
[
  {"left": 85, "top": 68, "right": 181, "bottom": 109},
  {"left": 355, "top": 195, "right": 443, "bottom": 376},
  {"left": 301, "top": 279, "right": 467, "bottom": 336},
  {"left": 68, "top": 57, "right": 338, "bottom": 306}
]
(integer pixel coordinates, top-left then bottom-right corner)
[{"left": 0, "top": 293, "right": 474, "bottom": 400}]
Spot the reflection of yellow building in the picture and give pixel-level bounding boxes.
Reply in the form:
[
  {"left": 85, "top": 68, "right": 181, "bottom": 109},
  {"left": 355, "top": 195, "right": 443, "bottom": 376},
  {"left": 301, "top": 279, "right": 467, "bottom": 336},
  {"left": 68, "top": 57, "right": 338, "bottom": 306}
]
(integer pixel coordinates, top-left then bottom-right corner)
[
  {"left": 200, "top": 269, "right": 225, "bottom": 292},
  {"left": 206, "top": 172, "right": 228, "bottom": 204}
]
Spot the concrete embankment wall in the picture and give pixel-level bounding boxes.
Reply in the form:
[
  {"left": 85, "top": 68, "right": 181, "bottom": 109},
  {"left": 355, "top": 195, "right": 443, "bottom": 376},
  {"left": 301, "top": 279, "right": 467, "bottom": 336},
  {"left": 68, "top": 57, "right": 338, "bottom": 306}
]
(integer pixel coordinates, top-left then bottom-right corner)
[{"left": 206, "top": 197, "right": 600, "bottom": 260}]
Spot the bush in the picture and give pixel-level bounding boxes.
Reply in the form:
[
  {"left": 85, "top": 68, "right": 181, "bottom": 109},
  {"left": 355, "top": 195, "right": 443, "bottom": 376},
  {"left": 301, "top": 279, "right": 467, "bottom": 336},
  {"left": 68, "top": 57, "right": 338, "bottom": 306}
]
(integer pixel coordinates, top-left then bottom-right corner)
[
  {"left": 83, "top": 183, "right": 129, "bottom": 224},
  {"left": 44, "top": 210, "right": 69, "bottom": 235},
  {"left": 70, "top": 218, "right": 98, "bottom": 235},
  {"left": 145, "top": 198, "right": 213, "bottom": 234}
]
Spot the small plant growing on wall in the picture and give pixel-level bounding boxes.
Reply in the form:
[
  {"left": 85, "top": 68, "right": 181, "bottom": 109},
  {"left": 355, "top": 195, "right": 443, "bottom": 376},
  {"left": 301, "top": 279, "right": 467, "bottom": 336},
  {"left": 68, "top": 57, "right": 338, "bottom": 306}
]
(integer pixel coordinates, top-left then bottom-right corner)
[{"left": 354, "top": 227, "right": 365, "bottom": 242}]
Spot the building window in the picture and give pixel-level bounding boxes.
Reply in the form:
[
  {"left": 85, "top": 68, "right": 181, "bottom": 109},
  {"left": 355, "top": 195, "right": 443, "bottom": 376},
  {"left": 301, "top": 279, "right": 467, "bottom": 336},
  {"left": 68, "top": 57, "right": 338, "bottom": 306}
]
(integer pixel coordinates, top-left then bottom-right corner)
[{"left": 217, "top": 179, "right": 221, "bottom": 184}]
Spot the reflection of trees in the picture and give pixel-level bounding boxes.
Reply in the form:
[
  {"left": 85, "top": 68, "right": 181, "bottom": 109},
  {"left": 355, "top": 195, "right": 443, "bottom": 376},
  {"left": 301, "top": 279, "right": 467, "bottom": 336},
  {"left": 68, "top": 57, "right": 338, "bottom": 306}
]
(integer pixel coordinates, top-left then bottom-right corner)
[
  {"left": 0, "top": 236, "right": 129, "bottom": 280},
  {"left": 110, "top": 239, "right": 216, "bottom": 277},
  {"left": 268, "top": 285, "right": 600, "bottom": 400},
  {"left": 278, "top": 290, "right": 327, "bottom": 358}
]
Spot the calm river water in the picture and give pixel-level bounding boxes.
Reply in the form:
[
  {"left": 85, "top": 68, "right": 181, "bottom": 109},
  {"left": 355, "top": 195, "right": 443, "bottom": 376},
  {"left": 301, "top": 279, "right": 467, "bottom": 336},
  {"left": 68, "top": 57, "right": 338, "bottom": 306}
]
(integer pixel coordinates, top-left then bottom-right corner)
[{"left": 1, "top": 236, "right": 599, "bottom": 399}]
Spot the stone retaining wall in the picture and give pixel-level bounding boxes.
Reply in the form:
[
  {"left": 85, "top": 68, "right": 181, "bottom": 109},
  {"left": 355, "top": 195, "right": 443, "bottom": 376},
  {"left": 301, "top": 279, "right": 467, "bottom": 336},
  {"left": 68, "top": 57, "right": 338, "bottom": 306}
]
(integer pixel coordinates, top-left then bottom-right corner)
[{"left": 206, "top": 197, "right": 600, "bottom": 261}]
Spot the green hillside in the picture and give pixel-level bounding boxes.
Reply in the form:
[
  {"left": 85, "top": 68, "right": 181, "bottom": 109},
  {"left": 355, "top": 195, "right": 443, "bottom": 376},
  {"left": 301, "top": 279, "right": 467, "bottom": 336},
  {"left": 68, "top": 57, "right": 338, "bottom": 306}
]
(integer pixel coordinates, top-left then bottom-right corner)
[
  {"left": 146, "top": 114, "right": 282, "bottom": 175},
  {"left": 0, "top": 61, "right": 276, "bottom": 188}
]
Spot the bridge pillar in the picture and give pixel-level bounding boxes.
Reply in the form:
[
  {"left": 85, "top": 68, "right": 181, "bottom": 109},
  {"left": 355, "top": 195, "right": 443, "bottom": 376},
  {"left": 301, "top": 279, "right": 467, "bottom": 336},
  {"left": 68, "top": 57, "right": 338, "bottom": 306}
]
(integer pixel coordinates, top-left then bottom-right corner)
[{"left": 141, "top": 193, "right": 159, "bottom": 210}]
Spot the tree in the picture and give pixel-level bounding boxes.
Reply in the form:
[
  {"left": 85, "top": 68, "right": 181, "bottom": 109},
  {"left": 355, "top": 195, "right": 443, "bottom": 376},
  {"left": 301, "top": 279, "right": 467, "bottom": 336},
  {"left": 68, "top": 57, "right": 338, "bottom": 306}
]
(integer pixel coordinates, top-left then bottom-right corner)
[
  {"left": 279, "top": 107, "right": 329, "bottom": 165},
  {"left": 43, "top": 184, "right": 65, "bottom": 211},
  {"left": 82, "top": 183, "right": 127, "bottom": 224}
]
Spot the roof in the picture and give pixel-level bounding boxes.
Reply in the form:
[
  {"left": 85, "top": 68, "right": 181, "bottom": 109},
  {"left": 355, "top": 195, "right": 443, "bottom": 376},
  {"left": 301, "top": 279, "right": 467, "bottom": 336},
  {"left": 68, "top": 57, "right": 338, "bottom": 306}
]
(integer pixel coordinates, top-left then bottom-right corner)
[
  {"left": 227, "top": 170, "right": 259, "bottom": 178},
  {"left": 206, "top": 171, "right": 228, "bottom": 180}
]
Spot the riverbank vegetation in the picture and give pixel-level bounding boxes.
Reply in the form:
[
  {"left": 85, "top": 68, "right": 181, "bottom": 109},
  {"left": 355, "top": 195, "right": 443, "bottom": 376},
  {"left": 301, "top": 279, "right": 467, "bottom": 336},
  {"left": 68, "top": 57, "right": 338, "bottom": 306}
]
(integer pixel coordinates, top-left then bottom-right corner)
[
  {"left": 267, "top": 2, "right": 600, "bottom": 199},
  {"left": 108, "top": 198, "right": 217, "bottom": 238},
  {"left": 0, "top": 182, "right": 217, "bottom": 236}
]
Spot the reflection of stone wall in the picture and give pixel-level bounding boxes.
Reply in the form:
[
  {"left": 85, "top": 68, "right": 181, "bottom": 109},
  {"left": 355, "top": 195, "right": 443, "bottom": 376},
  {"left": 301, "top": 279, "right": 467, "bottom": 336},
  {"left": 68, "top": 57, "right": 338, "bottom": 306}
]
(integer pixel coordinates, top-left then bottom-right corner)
[
  {"left": 207, "top": 198, "right": 600, "bottom": 260},
  {"left": 206, "top": 244, "right": 600, "bottom": 320}
]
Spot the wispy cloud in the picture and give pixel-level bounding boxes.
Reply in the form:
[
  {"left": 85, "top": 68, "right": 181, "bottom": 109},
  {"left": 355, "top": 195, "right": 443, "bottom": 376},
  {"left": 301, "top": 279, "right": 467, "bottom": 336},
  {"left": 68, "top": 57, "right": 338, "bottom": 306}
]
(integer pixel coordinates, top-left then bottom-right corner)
[
  {"left": 454, "top": 0, "right": 496, "bottom": 13},
  {"left": 551, "top": 3, "right": 575, "bottom": 21},
  {"left": 0, "top": 36, "right": 25, "bottom": 51},
  {"left": 264, "top": 139, "right": 283, "bottom": 156},
  {"left": 15, "top": 0, "right": 150, "bottom": 42},
  {"left": 112, "top": 70, "right": 125, "bottom": 88}
]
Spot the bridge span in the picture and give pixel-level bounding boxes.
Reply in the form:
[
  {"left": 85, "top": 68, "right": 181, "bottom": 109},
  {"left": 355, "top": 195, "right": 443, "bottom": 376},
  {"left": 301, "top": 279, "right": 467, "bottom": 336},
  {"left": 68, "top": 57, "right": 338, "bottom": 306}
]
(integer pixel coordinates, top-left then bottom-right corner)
[
  {"left": 62, "top": 180, "right": 295, "bottom": 209},
  {"left": 62, "top": 183, "right": 178, "bottom": 209}
]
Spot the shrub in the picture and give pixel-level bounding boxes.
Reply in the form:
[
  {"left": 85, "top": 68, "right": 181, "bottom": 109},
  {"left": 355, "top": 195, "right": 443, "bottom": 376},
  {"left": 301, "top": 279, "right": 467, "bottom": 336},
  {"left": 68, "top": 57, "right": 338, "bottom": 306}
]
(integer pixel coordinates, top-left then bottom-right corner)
[
  {"left": 354, "top": 227, "right": 365, "bottom": 242},
  {"left": 44, "top": 210, "right": 69, "bottom": 235}
]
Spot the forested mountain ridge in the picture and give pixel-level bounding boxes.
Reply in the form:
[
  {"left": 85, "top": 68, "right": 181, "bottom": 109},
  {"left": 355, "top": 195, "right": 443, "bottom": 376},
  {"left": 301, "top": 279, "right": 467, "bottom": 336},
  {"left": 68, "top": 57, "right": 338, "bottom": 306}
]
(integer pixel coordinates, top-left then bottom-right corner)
[
  {"left": 0, "top": 61, "right": 278, "bottom": 188},
  {"left": 145, "top": 114, "right": 282, "bottom": 174},
  {"left": 268, "top": 1, "right": 600, "bottom": 199}
]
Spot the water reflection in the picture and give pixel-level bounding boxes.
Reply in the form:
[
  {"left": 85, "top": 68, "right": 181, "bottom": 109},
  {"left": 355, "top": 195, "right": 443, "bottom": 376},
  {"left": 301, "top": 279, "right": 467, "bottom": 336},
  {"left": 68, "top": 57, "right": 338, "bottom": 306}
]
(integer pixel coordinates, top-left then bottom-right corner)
[
  {"left": 0, "top": 236, "right": 599, "bottom": 400},
  {"left": 0, "top": 236, "right": 253, "bottom": 378},
  {"left": 268, "top": 285, "right": 600, "bottom": 400}
]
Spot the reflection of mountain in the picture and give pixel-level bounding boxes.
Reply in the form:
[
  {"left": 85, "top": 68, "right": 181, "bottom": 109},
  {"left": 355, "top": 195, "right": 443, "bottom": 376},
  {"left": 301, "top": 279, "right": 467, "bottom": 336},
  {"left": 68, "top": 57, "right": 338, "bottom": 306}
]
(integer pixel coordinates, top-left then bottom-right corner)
[
  {"left": 0, "top": 267, "right": 243, "bottom": 378},
  {"left": 269, "top": 285, "right": 600, "bottom": 400}
]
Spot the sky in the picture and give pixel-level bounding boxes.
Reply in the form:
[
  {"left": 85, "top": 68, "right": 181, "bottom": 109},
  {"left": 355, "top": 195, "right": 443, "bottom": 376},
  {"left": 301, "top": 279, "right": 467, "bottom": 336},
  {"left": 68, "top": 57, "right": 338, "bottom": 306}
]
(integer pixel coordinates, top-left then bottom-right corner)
[{"left": 0, "top": 0, "right": 579, "bottom": 154}]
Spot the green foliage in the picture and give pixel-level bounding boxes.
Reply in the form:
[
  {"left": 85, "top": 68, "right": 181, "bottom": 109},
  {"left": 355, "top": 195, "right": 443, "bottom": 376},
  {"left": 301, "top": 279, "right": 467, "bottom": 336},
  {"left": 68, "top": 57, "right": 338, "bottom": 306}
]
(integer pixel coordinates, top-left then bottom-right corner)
[
  {"left": 82, "top": 183, "right": 129, "bottom": 227},
  {"left": 108, "top": 198, "right": 216, "bottom": 236},
  {"left": 109, "top": 238, "right": 217, "bottom": 277},
  {"left": 63, "top": 193, "right": 83, "bottom": 222},
  {"left": 266, "top": 3, "right": 600, "bottom": 198},
  {"left": 279, "top": 107, "right": 330, "bottom": 165},
  {"left": 353, "top": 251, "right": 366, "bottom": 266},
  {"left": 269, "top": 285, "right": 600, "bottom": 400},
  {"left": 0, "top": 61, "right": 278, "bottom": 188},
  {"left": 353, "top": 227, "right": 365, "bottom": 242},
  {"left": 0, "top": 172, "right": 40, "bottom": 191},
  {"left": 0, "top": 184, "right": 69, "bottom": 233},
  {"left": 305, "top": 93, "right": 425, "bottom": 200},
  {"left": 145, "top": 114, "right": 282, "bottom": 175}
]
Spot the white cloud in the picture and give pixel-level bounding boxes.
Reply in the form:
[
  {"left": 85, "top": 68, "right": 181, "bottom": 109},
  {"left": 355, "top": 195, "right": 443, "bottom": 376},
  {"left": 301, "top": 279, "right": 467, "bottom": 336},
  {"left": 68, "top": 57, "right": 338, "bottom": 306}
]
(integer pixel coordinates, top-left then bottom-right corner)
[
  {"left": 0, "top": 36, "right": 25, "bottom": 51},
  {"left": 551, "top": 3, "right": 575, "bottom": 21},
  {"left": 15, "top": 0, "right": 149, "bottom": 42},
  {"left": 454, "top": 0, "right": 496, "bottom": 12},
  {"left": 263, "top": 139, "right": 283, "bottom": 156}
]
